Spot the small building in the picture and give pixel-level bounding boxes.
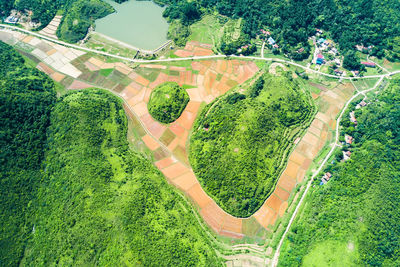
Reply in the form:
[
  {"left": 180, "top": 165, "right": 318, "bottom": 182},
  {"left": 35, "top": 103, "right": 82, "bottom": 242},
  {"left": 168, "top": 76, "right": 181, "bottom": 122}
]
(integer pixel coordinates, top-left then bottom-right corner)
[
  {"left": 5, "top": 15, "right": 19, "bottom": 24},
  {"left": 350, "top": 111, "right": 357, "bottom": 125},
  {"left": 345, "top": 135, "right": 353, "bottom": 144},
  {"left": 359, "top": 100, "right": 367, "bottom": 107},
  {"left": 343, "top": 151, "right": 352, "bottom": 161},
  {"left": 361, "top": 62, "right": 376, "bottom": 68},
  {"left": 317, "top": 38, "right": 326, "bottom": 45},
  {"left": 273, "top": 44, "right": 279, "bottom": 49},
  {"left": 322, "top": 172, "right": 332, "bottom": 182},
  {"left": 297, "top": 47, "right": 305, "bottom": 53},
  {"left": 334, "top": 69, "right": 343, "bottom": 75},
  {"left": 268, "top": 37, "right": 276, "bottom": 45}
]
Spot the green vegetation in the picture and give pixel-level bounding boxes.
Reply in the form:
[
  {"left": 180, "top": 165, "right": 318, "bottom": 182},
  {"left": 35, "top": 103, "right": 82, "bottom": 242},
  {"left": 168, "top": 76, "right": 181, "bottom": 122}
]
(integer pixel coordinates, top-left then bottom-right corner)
[
  {"left": 57, "top": 0, "right": 114, "bottom": 43},
  {"left": 189, "top": 73, "right": 315, "bottom": 217},
  {"left": 22, "top": 89, "right": 220, "bottom": 266},
  {"left": 279, "top": 79, "right": 400, "bottom": 266},
  {"left": 160, "top": 0, "right": 400, "bottom": 61},
  {"left": 0, "top": 43, "right": 221, "bottom": 266},
  {"left": 148, "top": 82, "right": 190, "bottom": 124},
  {"left": 0, "top": 41, "right": 56, "bottom": 265}
]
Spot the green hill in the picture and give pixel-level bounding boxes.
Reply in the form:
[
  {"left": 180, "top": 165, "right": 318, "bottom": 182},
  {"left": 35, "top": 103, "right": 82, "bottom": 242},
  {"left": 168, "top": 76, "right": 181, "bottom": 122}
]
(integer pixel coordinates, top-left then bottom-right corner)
[
  {"left": 278, "top": 79, "right": 400, "bottom": 266},
  {"left": 0, "top": 42, "right": 57, "bottom": 266},
  {"left": 189, "top": 73, "right": 315, "bottom": 217},
  {"left": 0, "top": 42, "right": 220, "bottom": 266}
]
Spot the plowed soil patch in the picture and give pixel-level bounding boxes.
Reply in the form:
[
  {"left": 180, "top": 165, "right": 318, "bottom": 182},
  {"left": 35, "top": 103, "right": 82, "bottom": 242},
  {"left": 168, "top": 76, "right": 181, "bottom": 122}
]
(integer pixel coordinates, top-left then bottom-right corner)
[
  {"left": 201, "top": 202, "right": 225, "bottom": 232},
  {"left": 141, "top": 134, "right": 160, "bottom": 151},
  {"left": 173, "top": 171, "right": 198, "bottom": 191},
  {"left": 68, "top": 80, "right": 91, "bottom": 90},
  {"left": 188, "top": 183, "right": 212, "bottom": 209}
]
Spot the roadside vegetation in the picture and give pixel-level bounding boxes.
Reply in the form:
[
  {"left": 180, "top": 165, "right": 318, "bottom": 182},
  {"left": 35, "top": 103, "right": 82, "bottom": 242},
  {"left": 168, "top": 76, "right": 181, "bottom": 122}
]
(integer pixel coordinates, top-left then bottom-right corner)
[
  {"left": 278, "top": 79, "right": 400, "bottom": 266},
  {"left": 189, "top": 73, "right": 315, "bottom": 217},
  {"left": 148, "top": 82, "right": 190, "bottom": 124}
]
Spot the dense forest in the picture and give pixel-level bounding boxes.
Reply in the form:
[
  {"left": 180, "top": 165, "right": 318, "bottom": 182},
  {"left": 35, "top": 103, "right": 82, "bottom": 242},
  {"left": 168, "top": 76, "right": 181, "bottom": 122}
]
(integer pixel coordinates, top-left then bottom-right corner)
[
  {"left": 160, "top": 0, "right": 400, "bottom": 60},
  {"left": 189, "top": 73, "right": 315, "bottom": 217},
  {"left": 278, "top": 79, "right": 400, "bottom": 266},
  {"left": 22, "top": 89, "right": 220, "bottom": 266},
  {"left": 148, "top": 82, "right": 190, "bottom": 124},
  {"left": 0, "top": 42, "right": 57, "bottom": 265},
  {"left": 0, "top": 43, "right": 221, "bottom": 266}
]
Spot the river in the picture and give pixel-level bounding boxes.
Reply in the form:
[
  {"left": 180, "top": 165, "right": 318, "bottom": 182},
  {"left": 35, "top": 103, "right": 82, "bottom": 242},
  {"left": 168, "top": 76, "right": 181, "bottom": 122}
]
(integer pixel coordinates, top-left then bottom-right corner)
[{"left": 95, "top": 0, "right": 169, "bottom": 51}]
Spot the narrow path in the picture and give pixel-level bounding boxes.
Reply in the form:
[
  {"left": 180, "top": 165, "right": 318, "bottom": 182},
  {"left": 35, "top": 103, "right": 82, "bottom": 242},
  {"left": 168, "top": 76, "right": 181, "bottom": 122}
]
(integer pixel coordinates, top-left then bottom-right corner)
[
  {"left": 367, "top": 55, "right": 390, "bottom": 74},
  {"left": 261, "top": 41, "right": 265, "bottom": 58},
  {"left": 1, "top": 24, "right": 399, "bottom": 80},
  {"left": 271, "top": 76, "right": 385, "bottom": 267}
]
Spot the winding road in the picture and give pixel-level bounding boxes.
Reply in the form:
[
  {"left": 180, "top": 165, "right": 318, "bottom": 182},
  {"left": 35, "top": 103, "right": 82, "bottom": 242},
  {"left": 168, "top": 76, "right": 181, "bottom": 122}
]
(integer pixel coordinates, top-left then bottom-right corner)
[
  {"left": 1, "top": 24, "right": 399, "bottom": 81},
  {"left": 271, "top": 76, "right": 386, "bottom": 267}
]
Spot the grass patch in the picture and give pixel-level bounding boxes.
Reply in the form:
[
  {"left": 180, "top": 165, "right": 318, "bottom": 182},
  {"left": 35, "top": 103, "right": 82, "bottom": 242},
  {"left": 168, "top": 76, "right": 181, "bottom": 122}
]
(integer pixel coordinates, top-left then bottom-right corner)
[{"left": 99, "top": 68, "right": 113, "bottom": 77}]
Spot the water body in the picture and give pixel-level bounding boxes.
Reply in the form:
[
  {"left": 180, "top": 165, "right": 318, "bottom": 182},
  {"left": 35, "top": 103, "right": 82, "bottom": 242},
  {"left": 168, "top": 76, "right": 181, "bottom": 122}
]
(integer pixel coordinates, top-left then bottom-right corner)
[{"left": 95, "top": 0, "right": 169, "bottom": 51}]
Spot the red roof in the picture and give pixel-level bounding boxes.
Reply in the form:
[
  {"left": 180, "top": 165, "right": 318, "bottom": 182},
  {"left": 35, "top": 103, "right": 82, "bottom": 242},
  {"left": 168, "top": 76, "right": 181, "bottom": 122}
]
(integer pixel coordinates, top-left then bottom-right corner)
[
  {"left": 317, "top": 54, "right": 324, "bottom": 58},
  {"left": 361, "top": 62, "right": 376, "bottom": 66}
]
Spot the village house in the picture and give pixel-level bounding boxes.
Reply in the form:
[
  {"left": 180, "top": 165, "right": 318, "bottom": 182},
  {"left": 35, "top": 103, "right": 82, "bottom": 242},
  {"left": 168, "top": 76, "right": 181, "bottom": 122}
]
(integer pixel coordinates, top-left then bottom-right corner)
[
  {"left": 345, "top": 135, "right": 353, "bottom": 144},
  {"left": 316, "top": 54, "right": 324, "bottom": 65},
  {"left": 5, "top": 15, "right": 19, "bottom": 24},
  {"left": 356, "top": 100, "right": 367, "bottom": 109},
  {"left": 361, "top": 61, "right": 376, "bottom": 68},
  {"left": 268, "top": 37, "right": 276, "bottom": 45},
  {"left": 343, "top": 151, "right": 352, "bottom": 161},
  {"left": 350, "top": 111, "right": 357, "bottom": 125},
  {"left": 334, "top": 69, "right": 343, "bottom": 75}
]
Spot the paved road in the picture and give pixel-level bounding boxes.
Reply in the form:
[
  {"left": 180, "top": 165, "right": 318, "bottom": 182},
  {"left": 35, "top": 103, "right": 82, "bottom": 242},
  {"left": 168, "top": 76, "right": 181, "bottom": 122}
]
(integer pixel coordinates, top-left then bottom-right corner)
[
  {"left": 2, "top": 24, "right": 400, "bottom": 81},
  {"left": 270, "top": 76, "right": 385, "bottom": 267}
]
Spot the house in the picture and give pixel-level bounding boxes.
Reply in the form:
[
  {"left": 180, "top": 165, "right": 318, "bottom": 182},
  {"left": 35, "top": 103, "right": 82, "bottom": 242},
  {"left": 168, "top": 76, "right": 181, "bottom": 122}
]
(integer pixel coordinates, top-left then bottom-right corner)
[
  {"left": 5, "top": 15, "right": 19, "bottom": 24},
  {"left": 334, "top": 58, "right": 341, "bottom": 65},
  {"left": 316, "top": 54, "right": 324, "bottom": 65},
  {"left": 260, "top": 29, "right": 271, "bottom": 36},
  {"left": 334, "top": 69, "right": 343, "bottom": 75},
  {"left": 343, "top": 151, "right": 351, "bottom": 161},
  {"left": 345, "top": 135, "right": 353, "bottom": 144},
  {"left": 315, "top": 28, "right": 323, "bottom": 36},
  {"left": 268, "top": 37, "right": 276, "bottom": 45},
  {"left": 318, "top": 38, "right": 326, "bottom": 45},
  {"left": 322, "top": 172, "right": 332, "bottom": 182},
  {"left": 356, "top": 100, "right": 367, "bottom": 109},
  {"left": 273, "top": 44, "right": 279, "bottom": 49},
  {"left": 350, "top": 111, "right": 357, "bottom": 124},
  {"left": 361, "top": 62, "right": 376, "bottom": 68},
  {"left": 297, "top": 47, "right": 305, "bottom": 53}
]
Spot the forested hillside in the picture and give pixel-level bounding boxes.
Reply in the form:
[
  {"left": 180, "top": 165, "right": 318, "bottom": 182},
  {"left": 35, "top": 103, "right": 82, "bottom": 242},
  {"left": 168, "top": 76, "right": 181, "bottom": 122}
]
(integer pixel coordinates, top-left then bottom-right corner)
[
  {"left": 160, "top": 0, "right": 400, "bottom": 60},
  {"left": 190, "top": 73, "right": 315, "bottom": 217},
  {"left": 0, "top": 43, "right": 221, "bottom": 265},
  {"left": 22, "top": 89, "right": 220, "bottom": 266},
  {"left": 0, "top": 42, "right": 57, "bottom": 265},
  {"left": 278, "top": 79, "right": 400, "bottom": 266}
]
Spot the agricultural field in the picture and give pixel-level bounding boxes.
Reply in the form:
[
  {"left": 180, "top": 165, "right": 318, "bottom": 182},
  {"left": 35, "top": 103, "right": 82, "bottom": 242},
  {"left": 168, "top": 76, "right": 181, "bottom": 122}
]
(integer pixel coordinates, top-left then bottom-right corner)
[
  {"left": 148, "top": 82, "right": 189, "bottom": 124},
  {"left": 189, "top": 73, "right": 315, "bottom": 217},
  {"left": 278, "top": 79, "right": 400, "bottom": 266}
]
